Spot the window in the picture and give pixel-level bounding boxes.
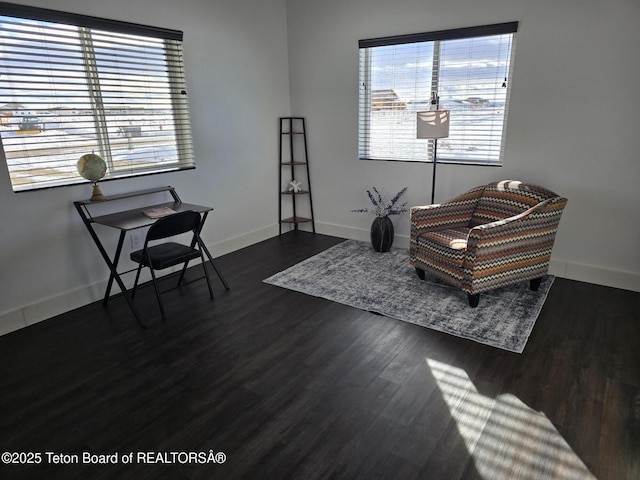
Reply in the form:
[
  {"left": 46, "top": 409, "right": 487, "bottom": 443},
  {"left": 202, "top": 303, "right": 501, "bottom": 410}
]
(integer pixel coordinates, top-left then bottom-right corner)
[
  {"left": 0, "top": 2, "right": 194, "bottom": 192},
  {"left": 359, "top": 22, "right": 518, "bottom": 165}
]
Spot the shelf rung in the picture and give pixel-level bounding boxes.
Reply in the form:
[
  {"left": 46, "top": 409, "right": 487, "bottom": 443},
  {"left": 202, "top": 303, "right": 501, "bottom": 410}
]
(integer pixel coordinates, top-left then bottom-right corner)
[{"left": 281, "top": 216, "right": 312, "bottom": 224}]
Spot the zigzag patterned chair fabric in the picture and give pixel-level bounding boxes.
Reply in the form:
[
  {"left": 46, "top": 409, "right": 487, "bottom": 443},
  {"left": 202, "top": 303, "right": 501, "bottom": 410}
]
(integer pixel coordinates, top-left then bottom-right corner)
[{"left": 409, "top": 180, "right": 567, "bottom": 307}]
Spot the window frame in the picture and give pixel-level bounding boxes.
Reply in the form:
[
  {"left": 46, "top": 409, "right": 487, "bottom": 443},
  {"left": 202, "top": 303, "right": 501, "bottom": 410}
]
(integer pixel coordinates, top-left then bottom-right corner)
[
  {"left": 358, "top": 22, "right": 518, "bottom": 166},
  {"left": 0, "top": 1, "right": 195, "bottom": 192}
]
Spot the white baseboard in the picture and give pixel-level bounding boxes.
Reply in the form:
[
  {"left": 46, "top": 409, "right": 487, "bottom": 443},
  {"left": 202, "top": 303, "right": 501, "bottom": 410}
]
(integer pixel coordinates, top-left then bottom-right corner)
[
  {"left": 547, "top": 260, "right": 640, "bottom": 293},
  {"left": 1, "top": 221, "right": 637, "bottom": 337},
  {"left": 0, "top": 281, "right": 107, "bottom": 337},
  {"left": 316, "top": 221, "right": 640, "bottom": 293},
  {"left": 209, "top": 224, "right": 279, "bottom": 257},
  {"left": 0, "top": 224, "right": 278, "bottom": 337}
]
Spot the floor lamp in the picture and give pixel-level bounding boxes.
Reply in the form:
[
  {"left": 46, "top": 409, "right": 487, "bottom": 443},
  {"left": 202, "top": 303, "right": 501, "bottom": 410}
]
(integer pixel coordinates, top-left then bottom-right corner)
[{"left": 417, "top": 110, "right": 450, "bottom": 204}]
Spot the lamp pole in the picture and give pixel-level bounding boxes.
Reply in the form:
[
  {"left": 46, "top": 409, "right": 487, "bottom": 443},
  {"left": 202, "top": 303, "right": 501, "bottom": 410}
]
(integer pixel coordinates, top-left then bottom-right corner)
[{"left": 416, "top": 96, "right": 450, "bottom": 205}]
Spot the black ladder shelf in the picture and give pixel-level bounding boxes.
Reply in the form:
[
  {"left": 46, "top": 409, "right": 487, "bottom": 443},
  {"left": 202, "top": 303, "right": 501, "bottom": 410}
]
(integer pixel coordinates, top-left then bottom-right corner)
[{"left": 279, "top": 117, "right": 315, "bottom": 235}]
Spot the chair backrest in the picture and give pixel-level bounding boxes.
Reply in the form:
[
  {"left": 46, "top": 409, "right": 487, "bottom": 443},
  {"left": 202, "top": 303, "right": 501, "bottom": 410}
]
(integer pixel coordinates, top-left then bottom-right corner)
[
  {"left": 469, "top": 180, "right": 560, "bottom": 227},
  {"left": 146, "top": 210, "right": 201, "bottom": 241}
]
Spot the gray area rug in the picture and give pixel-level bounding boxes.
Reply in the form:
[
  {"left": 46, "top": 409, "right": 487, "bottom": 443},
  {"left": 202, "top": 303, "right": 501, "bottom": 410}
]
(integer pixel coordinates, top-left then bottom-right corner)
[{"left": 263, "top": 240, "right": 554, "bottom": 353}]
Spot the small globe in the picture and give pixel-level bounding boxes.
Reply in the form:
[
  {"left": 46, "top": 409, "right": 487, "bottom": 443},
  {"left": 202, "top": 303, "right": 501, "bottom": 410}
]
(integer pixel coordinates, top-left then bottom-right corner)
[{"left": 77, "top": 153, "right": 107, "bottom": 182}]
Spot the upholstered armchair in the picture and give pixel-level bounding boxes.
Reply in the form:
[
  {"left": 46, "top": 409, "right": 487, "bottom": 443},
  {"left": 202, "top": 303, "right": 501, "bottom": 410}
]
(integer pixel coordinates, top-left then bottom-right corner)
[{"left": 410, "top": 180, "right": 567, "bottom": 307}]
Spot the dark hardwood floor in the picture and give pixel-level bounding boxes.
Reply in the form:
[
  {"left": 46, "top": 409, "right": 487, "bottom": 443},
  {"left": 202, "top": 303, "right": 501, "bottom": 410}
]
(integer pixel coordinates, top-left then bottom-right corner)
[{"left": 0, "top": 232, "right": 638, "bottom": 479}]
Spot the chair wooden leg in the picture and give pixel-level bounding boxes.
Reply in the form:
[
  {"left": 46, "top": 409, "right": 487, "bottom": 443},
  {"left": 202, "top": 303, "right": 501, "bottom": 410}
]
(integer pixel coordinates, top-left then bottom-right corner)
[
  {"left": 468, "top": 293, "right": 480, "bottom": 308},
  {"left": 415, "top": 267, "right": 426, "bottom": 280},
  {"left": 530, "top": 277, "right": 542, "bottom": 291}
]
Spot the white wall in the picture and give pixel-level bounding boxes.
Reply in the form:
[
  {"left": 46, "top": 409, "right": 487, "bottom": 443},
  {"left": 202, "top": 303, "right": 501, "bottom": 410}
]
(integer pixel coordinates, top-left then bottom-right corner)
[
  {"left": 286, "top": 0, "right": 640, "bottom": 291},
  {"left": 0, "top": 0, "right": 291, "bottom": 334},
  {"left": 2, "top": 0, "right": 639, "bottom": 336}
]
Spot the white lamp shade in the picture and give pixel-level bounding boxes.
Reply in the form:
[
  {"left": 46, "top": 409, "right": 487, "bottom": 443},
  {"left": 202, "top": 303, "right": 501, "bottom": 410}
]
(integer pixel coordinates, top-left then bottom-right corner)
[{"left": 416, "top": 110, "right": 450, "bottom": 139}]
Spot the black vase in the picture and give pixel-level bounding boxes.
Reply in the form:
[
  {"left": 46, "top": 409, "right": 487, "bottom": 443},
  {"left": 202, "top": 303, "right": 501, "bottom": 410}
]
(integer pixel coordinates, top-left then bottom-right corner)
[{"left": 370, "top": 216, "right": 394, "bottom": 252}]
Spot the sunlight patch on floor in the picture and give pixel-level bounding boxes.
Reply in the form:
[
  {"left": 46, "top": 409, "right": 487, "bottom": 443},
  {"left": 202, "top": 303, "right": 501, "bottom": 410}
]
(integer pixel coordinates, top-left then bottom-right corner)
[{"left": 426, "top": 358, "right": 595, "bottom": 479}]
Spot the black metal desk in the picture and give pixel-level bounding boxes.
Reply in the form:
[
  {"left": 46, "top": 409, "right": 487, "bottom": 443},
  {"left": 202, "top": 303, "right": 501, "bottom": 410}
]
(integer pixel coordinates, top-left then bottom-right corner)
[{"left": 74, "top": 186, "right": 229, "bottom": 327}]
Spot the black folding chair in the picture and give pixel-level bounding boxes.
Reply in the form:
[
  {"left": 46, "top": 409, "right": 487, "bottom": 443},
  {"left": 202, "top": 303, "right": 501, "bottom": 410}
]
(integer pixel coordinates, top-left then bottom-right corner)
[{"left": 130, "top": 210, "right": 214, "bottom": 322}]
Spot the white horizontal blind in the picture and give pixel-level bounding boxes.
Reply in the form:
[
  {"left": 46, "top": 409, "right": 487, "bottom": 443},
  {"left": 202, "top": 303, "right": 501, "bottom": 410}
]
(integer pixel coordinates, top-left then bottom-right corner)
[
  {"left": 0, "top": 6, "right": 194, "bottom": 192},
  {"left": 358, "top": 42, "right": 435, "bottom": 161},
  {"left": 436, "top": 35, "right": 514, "bottom": 163},
  {"left": 359, "top": 23, "right": 517, "bottom": 165}
]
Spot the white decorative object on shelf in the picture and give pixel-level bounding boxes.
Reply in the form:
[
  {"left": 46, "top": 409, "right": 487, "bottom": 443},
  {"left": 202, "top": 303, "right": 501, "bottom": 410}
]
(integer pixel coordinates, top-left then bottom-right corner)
[{"left": 288, "top": 180, "right": 302, "bottom": 193}]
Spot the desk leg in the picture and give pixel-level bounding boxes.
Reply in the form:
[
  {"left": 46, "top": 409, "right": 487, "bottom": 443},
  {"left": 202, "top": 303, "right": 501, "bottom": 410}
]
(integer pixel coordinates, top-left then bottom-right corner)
[
  {"left": 200, "top": 242, "right": 230, "bottom": 290},
  {"left": 195, "top": 211, "right": 230, "bottom": 290},
  {"left": 103, "top": 230, "right": 126, "bottom": 306},
  {"left": 81, "top": 223, "right": 145, "bottom": 328}
]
